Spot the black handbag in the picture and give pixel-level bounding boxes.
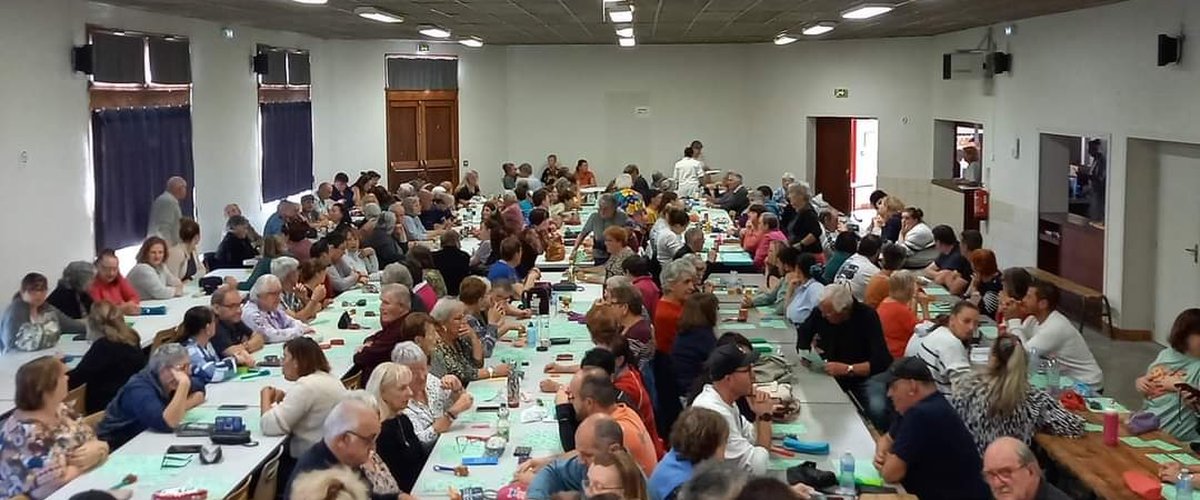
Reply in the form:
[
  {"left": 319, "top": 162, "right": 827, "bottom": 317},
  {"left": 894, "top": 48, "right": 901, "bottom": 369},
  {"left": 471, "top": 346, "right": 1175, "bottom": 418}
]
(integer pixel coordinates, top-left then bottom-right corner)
[{"left": 786, "top": 461, "right": 837, "bottom": 489}]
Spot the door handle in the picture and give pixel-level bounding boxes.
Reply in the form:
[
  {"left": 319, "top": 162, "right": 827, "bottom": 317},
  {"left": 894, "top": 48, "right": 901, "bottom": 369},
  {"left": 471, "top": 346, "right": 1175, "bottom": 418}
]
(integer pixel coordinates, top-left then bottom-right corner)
[{"left": 1186, "top": 244, "right": 1199, "bottom": 264}]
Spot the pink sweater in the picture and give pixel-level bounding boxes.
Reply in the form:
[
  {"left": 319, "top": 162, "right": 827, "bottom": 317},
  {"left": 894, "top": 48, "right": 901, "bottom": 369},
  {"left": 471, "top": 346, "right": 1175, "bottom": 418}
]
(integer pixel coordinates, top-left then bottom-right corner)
[{"left": 754, "top": 230, "right": 788, "bottom": 270}]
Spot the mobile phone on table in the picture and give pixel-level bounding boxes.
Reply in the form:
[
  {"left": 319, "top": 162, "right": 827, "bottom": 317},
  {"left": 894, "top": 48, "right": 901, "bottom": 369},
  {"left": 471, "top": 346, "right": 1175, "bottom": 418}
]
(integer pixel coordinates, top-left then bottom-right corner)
[
  {"left": 166, "top": 445, "right": 203, "bottom": 455},
  {"left": 218, "top": 404, "right": 248, "bottom": 411}
]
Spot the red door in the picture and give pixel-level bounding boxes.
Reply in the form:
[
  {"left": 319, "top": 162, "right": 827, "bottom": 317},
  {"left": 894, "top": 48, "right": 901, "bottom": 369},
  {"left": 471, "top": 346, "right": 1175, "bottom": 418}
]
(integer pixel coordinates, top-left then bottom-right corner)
[{"left": 814, "top": 117, "right": 853, "bottom": 213}]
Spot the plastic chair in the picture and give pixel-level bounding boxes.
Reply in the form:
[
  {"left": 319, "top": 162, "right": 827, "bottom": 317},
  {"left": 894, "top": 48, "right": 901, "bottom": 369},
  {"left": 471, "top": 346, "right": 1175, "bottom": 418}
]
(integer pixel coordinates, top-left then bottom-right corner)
[
  {"left": 251, "top": 445, "right": 285, "bottom": 500},
  {"left": 225, "top": 476, "right": 251, "bottom": 500},
  {"left": 65, "top": 384, "right": 87, "bottom": 415}
]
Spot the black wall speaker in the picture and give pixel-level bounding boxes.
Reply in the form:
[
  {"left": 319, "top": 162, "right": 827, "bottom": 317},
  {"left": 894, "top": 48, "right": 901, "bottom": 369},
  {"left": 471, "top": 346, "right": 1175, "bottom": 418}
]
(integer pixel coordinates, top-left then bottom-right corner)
[
  {"left": 1158, "top": 34, "right": 1182, "bottom": 66},
  {"left": 986, "top": 51, "right": 1012, "bottom": 75},
  {"left": 252, "top": 52, "right": 271, "bottom": 74},
  {"left": 72, "top": 44, "right": 94, "bottom": 74}
]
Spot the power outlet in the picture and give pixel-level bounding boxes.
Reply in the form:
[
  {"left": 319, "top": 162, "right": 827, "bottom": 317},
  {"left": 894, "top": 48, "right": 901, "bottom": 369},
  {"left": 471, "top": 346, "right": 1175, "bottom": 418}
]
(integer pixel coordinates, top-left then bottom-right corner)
[
  {"left": 17, "top": 150, "right": 28, "bottom": 168},
  {"left": 463, "top": 160, "right": 469, "bottom": 167}
]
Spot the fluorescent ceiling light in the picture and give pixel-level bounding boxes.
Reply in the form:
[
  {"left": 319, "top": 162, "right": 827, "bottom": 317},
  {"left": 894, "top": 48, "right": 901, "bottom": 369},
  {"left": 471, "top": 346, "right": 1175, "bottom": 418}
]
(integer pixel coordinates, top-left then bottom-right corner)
[
  {"left": 841, "top": 4, "right": 894, "bottom": 20},
  {"left": 618, "top": 37, "right": 636, "bottom": 47},
  {"left": 773, "top": 33, "right": 797, "bottom": 45},
  {"left": 608, "top": 4, "right": 634, "bottom": 23},
  {"left": 291, "top": 0, "right": 328, "bottom": 4},
  {"left": 459, "top": 37, "right": 484, "bottom": 47},
  {"left": 354, "top": 7, "right": 404, "bottom": 23},
  {"left": 615, "top": 26, "right": 634, "bottom": 38},
  {"left": 802, "top": 22, "right": 837, "bottom": 36},
  {"left": 418, "top": 24, "right": 451, "bottom": 38}
]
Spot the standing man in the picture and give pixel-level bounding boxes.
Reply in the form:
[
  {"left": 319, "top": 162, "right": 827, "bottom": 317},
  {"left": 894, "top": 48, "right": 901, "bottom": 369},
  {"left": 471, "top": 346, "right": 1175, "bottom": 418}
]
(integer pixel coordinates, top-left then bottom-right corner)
[
  {"left": 1086, "top": 139, "right": 1106, "bottom": 223},
  {"left": 673, "top": 147, "right": 704, "bottom": 199},
  {"left": 691, "top": 344, "right": 774, "bottom": 475},
  {"left": 148, "top": 176, "right": 188, "bottom": 244}
]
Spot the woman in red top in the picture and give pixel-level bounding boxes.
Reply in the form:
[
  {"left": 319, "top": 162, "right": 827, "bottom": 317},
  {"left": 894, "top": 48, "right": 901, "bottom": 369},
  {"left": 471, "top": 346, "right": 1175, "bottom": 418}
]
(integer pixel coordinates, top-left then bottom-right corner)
[
  {"left": 876, "top": 271, "right": 931, "bottom": 358},
  {"left": 575, "top": 159, "right": 597, "bottom": 188},
  {"left": 653, "top": 260, "right": 696, "bottom": 354},
  {"left": 739, "top": 205, "right": 768, "bottom": 254}
]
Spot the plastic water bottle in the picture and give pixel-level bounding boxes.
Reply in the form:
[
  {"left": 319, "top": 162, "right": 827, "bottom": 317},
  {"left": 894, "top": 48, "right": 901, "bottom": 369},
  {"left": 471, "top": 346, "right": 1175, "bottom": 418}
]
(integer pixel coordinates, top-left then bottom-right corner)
[
  {"left": 1177, "top": 469, "right": 1193, "bottom": 498},
  {"left": 527, "top": 320, "right": 538, "bottom": 350},
  {"left": 838, "top": 451, "right": 856, "bottom": 496},
  {"left": 1045, "top": 357, "right": 1061, "bottom": 392},
  {"left": 1028, "top": 347, "right": 1041, "bottom": 376}
]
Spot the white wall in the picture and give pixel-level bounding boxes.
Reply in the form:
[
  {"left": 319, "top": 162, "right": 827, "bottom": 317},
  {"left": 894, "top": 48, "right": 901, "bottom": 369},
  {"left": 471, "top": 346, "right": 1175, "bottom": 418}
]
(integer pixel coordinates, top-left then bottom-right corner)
[
  {"left": 930, "top": 0, "right": 1200, "bottom": 331},
  {"left": 0, "top": 0, "right": 322, "bottom": 291}
]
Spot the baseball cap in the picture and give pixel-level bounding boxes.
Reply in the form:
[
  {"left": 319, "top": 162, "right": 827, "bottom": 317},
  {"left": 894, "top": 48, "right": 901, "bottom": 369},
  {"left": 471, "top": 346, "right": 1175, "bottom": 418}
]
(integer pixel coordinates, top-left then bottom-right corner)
[
  {"left": 889, "top": 356, "right": 934, "bottom": 383},
  {"left": 706, "top": 343, "right": 760, "bottom": 380}
]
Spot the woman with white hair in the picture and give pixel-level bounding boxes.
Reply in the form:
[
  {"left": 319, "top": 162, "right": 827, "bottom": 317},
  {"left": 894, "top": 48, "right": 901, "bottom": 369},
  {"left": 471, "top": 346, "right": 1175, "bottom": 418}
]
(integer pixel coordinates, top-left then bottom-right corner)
[
  {"left": 241, "top": 274, "right": 313, "bottom": 343},
  {"left": 428, "top": 299, "right": 511, "bottom": 384},
  {"left": 613, "top": 173, "right": 646, "bottom": 220},
  {"left": 363, "top": 210, "right": 404, "bottom": 268},
  {"left": 272, "top": 256, "right": 325, "bottom": 323},
  {"left": 392, "top": 339, "right": 473, "bottom": 448},
  {"left": 46, "top": 261, "right": 96, "bottom": 319},
  {"left": 364, "top": 363, "right": 429, "bottom": 493}
]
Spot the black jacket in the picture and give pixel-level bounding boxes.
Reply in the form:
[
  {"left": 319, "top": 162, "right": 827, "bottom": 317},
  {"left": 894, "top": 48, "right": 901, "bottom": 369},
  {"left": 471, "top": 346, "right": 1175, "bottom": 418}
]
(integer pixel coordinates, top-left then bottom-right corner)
[
  {"left": 432, "top": 247, "right": 471, "bottom": 296},
  {"left": 671, "top": 327, "right": 716, "bottom": 396},
  {"left": 68, "top": 338, "right": 148, "bottom": 414},
  {"left": 288, "top": 440, "right": 392, "bottom": 500},
  {"left": 47, "top": 285, "right": 92, "bottom": 320},
  {"left": 796, "top": 300, "right": 892, "bottom": 389},
  {"left": 215, "top": 233, "right": 257, "bottom": 269},
  {"left": 376, "top": 415, "right": 428, "bottom": 493},
  {"left": 363, "top": 228, "right": 405, "bottom": 268},
  {"left": 715, "top": 185, "right": 750, "bottom": 213}
]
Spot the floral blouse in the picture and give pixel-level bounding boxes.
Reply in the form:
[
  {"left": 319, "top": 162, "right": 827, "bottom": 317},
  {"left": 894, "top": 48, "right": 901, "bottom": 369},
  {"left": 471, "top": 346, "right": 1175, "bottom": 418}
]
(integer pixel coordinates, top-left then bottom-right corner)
[
  {"left": 0, "top": 404, "right": 96, "bottom": 498},
  {"left": 603, "top": 247, "right": 635, "bottom": 281},
  {"left": 403, "top": 375, "right": 451, "bottom": 449},
  {"left": 430, "top": 336, "right": 482, "bottom": 385},
  {"left": 360, "top": 450, "right": 400, "bottom": 496}
]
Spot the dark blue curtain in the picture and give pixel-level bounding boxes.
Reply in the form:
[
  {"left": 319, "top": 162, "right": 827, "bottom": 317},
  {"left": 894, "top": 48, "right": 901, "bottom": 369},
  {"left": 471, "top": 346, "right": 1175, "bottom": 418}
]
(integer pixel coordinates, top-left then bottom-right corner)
[
  {"left": 260, "top": 101, "right": 314, "bottom": 202},
  {"left": 92, "top": 106, "right": 195, "bottom": 251}
]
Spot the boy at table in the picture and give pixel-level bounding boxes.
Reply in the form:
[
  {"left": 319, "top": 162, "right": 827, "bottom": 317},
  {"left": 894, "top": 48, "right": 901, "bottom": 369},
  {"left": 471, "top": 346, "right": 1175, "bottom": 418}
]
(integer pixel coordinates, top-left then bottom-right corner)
[{"left": 96, "top": 343, "right": 206, "bottom": 449}]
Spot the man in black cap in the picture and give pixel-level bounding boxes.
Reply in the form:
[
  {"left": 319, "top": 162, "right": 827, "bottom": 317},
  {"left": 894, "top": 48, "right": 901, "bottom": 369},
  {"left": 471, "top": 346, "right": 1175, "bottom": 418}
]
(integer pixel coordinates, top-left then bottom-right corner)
[
  {"left": 873, "top": 357, "right": 990, "bottom": 500},
  {"left": 691, "top": 344, "right": 775, "bottom": 475}
]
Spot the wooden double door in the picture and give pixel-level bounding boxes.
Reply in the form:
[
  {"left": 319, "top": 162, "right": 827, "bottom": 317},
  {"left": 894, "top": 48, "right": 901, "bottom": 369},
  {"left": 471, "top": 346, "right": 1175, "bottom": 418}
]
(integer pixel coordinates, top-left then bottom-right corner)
[{"left": 386, "top": 90, "right": 459, "bottom": 190}]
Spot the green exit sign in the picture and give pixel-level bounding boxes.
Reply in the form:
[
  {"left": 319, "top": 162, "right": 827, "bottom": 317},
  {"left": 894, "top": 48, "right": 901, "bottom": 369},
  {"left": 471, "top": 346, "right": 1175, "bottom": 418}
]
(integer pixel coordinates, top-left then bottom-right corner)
[{"left": 834, "top": 88, "right": 849, "bottom": 98}]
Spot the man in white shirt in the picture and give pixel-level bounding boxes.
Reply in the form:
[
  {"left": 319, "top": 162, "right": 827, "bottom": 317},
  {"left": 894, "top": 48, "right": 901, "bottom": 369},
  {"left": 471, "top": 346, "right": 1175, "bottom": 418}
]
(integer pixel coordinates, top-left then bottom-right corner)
[
  {"left": 673, "top": 147, "right": 704, "bottom": 199},
  {"left": 1005, "top": 280, "right": 1104, "bottom": 389},
  {"left": 691, "top": 344, "right": 774, "bottom": 475},
  {"left": 653, "top": 208, "right": 688, "bottom": 269},
  {"left": 904, "top": 301, "right": 979, "bottom": 393},
  {"left": 314, "top": 182, "right": 335, "bottom": 218},
  {"left": 148, "top": 176, "right": 188, "bottom": 244},
  {"left": 837, "top": 235, "right": 883, "bottom": 301}
]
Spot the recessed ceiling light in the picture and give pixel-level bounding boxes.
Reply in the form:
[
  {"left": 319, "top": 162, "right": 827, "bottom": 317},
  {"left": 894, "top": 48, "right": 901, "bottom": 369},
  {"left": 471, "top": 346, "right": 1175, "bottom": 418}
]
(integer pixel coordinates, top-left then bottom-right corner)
[
  {"left": 418, "top": 24, "right": 451, "bottom": 38},
  {"left": 354, "top": 6, "right": 404, "bottom": 23},
  {"left": 608, "top": 4, "right": 634, "bottom": 23},
  {"left": 459, "top": 37, "right": 484, "bottom": 47},
  {"left": 291, "top": 0, "right": 328, "bottom": 4},
  {"left": 618, "top": 37, "right": 636, "bottom": 47},
  {"left": 802, "top": 22, "right": 837, "bottom": 36},
  {"left": 773, "top": 33, "right": 797, "bottom": 45},
  {"left": 841, "top": 3, "right": 894, "bottom": 20},
  {"left": 615, "top": 25, "right": 634, "bottom": 38}
]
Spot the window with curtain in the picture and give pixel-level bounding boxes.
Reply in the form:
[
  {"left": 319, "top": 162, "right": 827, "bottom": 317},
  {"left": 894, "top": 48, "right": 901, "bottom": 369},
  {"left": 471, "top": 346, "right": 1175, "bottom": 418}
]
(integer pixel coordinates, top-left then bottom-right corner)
[
  {"left": 258, "top": 45, "right": 313, "bottom": 202},
  {"left": 386, "top": 56, "right": 458, "bottom": 90},
  {"left": 87, "top": 27, "right": 195, "bottom": 251}
]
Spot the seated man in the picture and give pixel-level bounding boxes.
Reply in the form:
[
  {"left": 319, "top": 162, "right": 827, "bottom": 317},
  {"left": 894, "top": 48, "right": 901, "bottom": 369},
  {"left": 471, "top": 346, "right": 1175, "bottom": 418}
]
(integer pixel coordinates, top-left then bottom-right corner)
[
  {"left": 691, "top": 344, "right": 774, "bottom": 475},
  {"left": 523, "top": 414, "right": 625, "bottom": 500},
  {"left": 1004, "top": 279, "right": 1104, "bottom": 390},
  {"left": 89, "top": 249, "right": 141, "bottom": 316},
  {"left": 209, "top": 286, "right": 265, "bottom": 366},
  {"left": 797, "top": 284, "right": 892, "bottom": 429},
  {"left": 709, "top": 172, "right": 749, "bottom": 213},
  {"left": 264, "top": 200, "right": 299, "bottom": 237},
  {"left": 983, "top": 437, "right": 1071, "bottom": 500},
  {"left": 904, "top": 301, "right": 979, "bottom": 393},
  {"left": 488, "top": 236, "right": 539, "bottom": 295},
  {"left": 924, "top": 225, "right": 972, "bottom": 296},
  {"left": 97, "top": 344, "right": 206, "bottom": 449},
  {"left": 542, "top": 348, "right": 661, "bottom": 456},
  {"left": 836, "top": 234, "right": 883, "bottom": 301},
  {"left": 287, "top": 399, "right": 391, "bottom": 500},
  {"left": 874, "top": 357, "right": 990, "bottom": 500},
  {"left": 568, "top": 368, "right": 659, "bottom": 475}
]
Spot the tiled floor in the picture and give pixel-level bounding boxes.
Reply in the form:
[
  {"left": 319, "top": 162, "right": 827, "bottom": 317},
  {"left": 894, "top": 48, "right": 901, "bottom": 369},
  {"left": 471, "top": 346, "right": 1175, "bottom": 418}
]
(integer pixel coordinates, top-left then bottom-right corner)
[{"left": 1082, "top": 325, "right": 1162, "bottom": 409}]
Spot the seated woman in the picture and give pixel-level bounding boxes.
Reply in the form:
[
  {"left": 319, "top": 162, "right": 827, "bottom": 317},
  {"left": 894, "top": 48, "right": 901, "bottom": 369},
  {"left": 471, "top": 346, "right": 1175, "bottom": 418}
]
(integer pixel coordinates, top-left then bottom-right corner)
[
  {"left": 178, "top": 306, "right": 237, "bottom": 385},
  {"left": 427, "top": 300, "right": 512, "bottom": 385},
  {"left": 363, "top": 211, "right": 405, "bottom": 269},
  {"left": 241, "top": 275, "right": 313, "bottom": 343},
  {"left": 515, "top": 208, "right": 554, "bottom": 279},
  {"left": 585, "top": 449, "right": 649, "bottom": 500},
  {"left": 260, "top": 337, "right": 348, "bottom": 460},
  {"left": 870, "top": 195, "right": 904, "bottom": 243},
  {"left": 966, "top": 249, "right": 1003, "bottom": 320},
  {"left": 70, "top": 302, "right": 148, "bottom": 414},
  {"left": 1136, "top": 309, "right": 1200, "bottom": 442},
  {"left": 0, "top": 356, "right": 110, "bottom": 498},
  {"left": 822, "top": 232, "right": 859, "bottom": 284},
  {"left": 951, "top": 335, "right": 1085, "bottom": 454},
  {"left": 392, "top": 340, "right": 474, "bottom": 451},
  {"left": 238, "top": 234, "right": 284, "bottom": 292},
  {"left": 46, "top": 261, "right": 96, "bottom": 320},
  {"left": 577, "top": 226, "right": 636, "bottom": 285},
  {"left": 459, "top": 277, "right": 523, "bottom": 358},
  {"left": 285, "top": 218, "right": 314, "bottom": 263},
  {"left": 752, "top": 214, "right": 788, "bottom": 272},
  {"left": 342, "top": 229, "right": 381, "bottom": 282},
  {"left": 877, "top": 271, "right": 929, "bottom": 359},
  {"left": 97, "top": 344, "right": 206, "bottom": 449},
  {"left": 364, "top": 363, "right": 430, "bottom": 495},
  {"left": 455, "top": 170, "right": 482, "bottom": 203},
  {"left": 738, "top": 205, "right": 768, "bottom": 254},
  {"left": 405, "top": 245, "right": 446, "bottom": 298},
  {"left": 670, "top": 293, "right": 720, "bottom": 397},
  {"left": 648, "top": 407, "right": 729, "bottom": 500},
  {"left": 298, "top": 260, "right": 333, "bottom": 317},
  {"left": 1, "top": 273, "right": 86, "bottom": 353},
  {"left": 216, "top": 215, "right": 259, "bottom": 270},
  {"left": 166, "top": 218, "right": 207, "bottom": 282},
  {"left": 899, "top": 206, "right": 937, "bottom": 269},
  {"left": 270, "top": 256, "right": 325, "bottom": 323},
  {"left": 126, "top": 237, "right": 183, "bottom": 299},
  {"left": 575, "top": 159, "right": 597, "bottom": 188}
]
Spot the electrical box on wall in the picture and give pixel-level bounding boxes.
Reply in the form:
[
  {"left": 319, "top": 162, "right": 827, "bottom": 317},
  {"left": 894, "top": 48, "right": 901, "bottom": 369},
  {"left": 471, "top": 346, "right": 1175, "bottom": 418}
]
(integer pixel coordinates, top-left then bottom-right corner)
[{"left": 834, "top": 88, "right": 849, "bottom": 98}]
